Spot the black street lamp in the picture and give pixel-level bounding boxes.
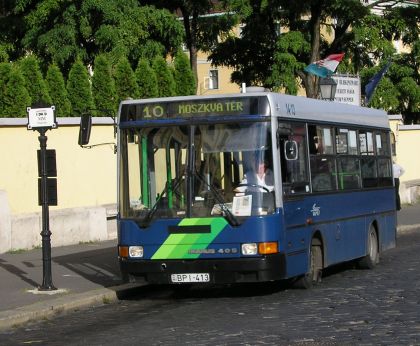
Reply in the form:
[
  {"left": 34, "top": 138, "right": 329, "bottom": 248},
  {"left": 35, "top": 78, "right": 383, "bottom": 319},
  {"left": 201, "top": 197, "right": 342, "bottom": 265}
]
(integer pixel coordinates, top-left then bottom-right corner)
[{"left": 319, "top": 76, "right": 337, "bottom": 101}]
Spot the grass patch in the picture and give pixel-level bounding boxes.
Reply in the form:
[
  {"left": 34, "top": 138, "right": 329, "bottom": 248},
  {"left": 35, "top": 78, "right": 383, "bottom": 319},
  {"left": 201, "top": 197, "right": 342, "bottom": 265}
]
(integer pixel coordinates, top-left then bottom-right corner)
[{"left": 6, "top": 248, "right": 26, "bottom": 254}]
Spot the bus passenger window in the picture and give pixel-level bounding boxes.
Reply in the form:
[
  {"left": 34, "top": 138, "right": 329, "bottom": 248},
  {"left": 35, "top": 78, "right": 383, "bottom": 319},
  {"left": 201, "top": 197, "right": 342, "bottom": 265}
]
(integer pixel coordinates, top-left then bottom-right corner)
[
  {"left": 375, "top": 132, "right": 390, "bottom": 156},
  {"left": 336, "top": 157, "right": 361, "bottom": 190},
  {"left": 361, "top": 157, "right": 378, "bottom": 187},
  {"left": 308, "top": 125, "right": 333, "bottom": 155},
  {"left": 359, "top": 131, "right": 374, "bottom": 155},
  {"left": 310, "top": 156, "right": 337, "bottom": 192},
  {"left": 377, "top": 158, "right": 393, "bottom": 186},
  {"left": 336, "top": 128, "right": 349, "bottom": 154}
]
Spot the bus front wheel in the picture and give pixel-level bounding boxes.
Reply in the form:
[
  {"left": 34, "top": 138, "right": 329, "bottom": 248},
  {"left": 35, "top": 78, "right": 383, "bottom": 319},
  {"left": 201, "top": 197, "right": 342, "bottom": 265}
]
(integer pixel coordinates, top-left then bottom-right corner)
[
  {"left": 294, "top": 240, "right": 323, "bottom": 289},
  {"left": 358, "top": 225, "right": 379, "bottom": 269}
]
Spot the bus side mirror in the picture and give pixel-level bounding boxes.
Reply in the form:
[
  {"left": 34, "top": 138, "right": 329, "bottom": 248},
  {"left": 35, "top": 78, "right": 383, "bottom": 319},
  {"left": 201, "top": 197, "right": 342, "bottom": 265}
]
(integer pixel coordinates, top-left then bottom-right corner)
[
  {"left": 284, "top": 140, "right": 298, "bottom": 160},
  {"left": 78, "top": 114, "right": 92, "bottom": 146}
]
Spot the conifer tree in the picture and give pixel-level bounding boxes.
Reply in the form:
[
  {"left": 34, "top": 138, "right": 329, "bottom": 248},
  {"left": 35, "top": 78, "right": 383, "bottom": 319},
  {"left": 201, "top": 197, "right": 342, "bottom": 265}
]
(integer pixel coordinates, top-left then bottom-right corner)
[
  {"left": 135, "top": 58, "right": 158, "bottom": 99},
  {"left": 2, "top": 67, "right": 31, "bottom": 117},
  {"left": 92, "top": 55, "right": 117, "bottom": 115},
  {"left": 46, "top": 64, "right": 72, "bottom": 117},
  {"left": 152, "top": 56, "right": 176, "bottom": 97},
  {"left": 67, "top": 59, "right": 94, "bottom": 116},
  {"left": 19, "top": 55, "right": 51, "bottom": 106},
  {"left": 114, "top": 57, "right": 139, "bottom": 103},
  {"left": 0, "top": 63, "right": 12, "bottom": 116},
  {"left": 174, "top": 51, "right": 196, "bottom": 96}
]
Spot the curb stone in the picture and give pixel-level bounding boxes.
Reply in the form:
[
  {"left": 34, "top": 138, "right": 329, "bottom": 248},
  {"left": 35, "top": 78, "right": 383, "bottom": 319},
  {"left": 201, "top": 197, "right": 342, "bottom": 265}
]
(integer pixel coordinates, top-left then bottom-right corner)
[
  {"left": 0, "top": 283, "right": 145, "bottom": 331},
  {"left": 397, "top": 224, "right": 420, "bottom": 233}
]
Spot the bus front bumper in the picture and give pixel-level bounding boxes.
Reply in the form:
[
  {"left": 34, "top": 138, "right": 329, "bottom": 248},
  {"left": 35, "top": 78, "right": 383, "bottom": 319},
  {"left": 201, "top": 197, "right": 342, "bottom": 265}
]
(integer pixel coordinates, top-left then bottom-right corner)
[{"left": 119, "top": 253, "right": 286, "bottom": 284}]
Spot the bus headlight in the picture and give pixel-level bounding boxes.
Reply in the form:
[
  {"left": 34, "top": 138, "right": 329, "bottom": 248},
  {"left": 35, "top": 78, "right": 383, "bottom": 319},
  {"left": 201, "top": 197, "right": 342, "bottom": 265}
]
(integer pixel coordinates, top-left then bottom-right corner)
[
  {"left": 129, "top": 246, "right": 144, "bottom": 258},
  {"left": 241, "top": 243, "right": 258, "bottom": 255}
]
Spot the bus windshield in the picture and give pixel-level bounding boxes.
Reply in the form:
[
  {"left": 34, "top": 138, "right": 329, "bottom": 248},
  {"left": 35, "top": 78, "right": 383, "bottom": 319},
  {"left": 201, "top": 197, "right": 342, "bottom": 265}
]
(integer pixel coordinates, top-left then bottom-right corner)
[{"left": 120, "top": 121, "right": 275, "bottom": 224}]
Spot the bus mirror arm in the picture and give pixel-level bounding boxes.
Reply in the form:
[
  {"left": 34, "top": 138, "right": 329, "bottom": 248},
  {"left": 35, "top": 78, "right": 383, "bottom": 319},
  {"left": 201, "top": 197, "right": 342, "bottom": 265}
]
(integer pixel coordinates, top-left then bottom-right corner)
[{"left": 78, "top": 109, "right": 117, "bottom": 153}]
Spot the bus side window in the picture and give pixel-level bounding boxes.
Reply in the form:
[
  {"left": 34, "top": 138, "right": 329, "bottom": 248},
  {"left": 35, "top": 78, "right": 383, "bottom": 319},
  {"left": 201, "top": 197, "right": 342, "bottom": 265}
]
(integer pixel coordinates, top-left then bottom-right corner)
[
  {"left": 308, "top": 125, "right": 337, "bottom": 192},
  {"left": 336, "top": 128, "right": 361, "bottom": 190}
]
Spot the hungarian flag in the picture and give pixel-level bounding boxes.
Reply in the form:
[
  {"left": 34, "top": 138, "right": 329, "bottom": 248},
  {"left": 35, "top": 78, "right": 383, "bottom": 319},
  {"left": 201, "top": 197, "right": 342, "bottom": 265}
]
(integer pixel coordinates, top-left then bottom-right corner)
[{"left": 304, "top": 53, "right": 345, "bottom": 78}]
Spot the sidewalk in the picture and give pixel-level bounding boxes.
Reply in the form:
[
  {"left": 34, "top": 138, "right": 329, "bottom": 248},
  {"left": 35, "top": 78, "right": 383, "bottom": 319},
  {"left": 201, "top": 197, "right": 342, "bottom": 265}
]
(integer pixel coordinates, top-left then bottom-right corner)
[
  {"left": 0, "top": 239, "right": 146, "bottom": 330},
  {"left": 0, "top": 204, "right": 419, "bottom": 331},
  {"left": 396, "top": 202, "right": 420, "bottom": 231}
]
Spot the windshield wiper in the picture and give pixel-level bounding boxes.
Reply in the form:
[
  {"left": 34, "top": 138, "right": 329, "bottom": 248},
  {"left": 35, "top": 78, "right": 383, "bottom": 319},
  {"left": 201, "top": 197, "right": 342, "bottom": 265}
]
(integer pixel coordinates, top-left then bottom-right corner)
[
  {"left": 139, "top": 176, "right": 184, "bottom": 228},
  {"left": 194, "top": 170, "right": 240, "bottom": 226}
]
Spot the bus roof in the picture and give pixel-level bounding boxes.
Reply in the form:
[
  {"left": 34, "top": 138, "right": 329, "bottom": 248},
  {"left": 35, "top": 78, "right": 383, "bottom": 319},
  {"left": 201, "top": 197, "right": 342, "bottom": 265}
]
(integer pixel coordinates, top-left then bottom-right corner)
[{"left": 119, "top": 92, "right": 389, "bottom": 129}]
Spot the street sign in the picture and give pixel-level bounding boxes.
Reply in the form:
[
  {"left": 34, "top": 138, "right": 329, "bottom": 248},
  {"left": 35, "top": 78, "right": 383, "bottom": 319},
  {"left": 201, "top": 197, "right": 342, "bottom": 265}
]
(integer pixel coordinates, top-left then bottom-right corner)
[
  {"left": 27, "top": 106, "right": 57, "bottom": 130},
  {"left": 332, "top": 74, "right": 361, "bottom": 106}
]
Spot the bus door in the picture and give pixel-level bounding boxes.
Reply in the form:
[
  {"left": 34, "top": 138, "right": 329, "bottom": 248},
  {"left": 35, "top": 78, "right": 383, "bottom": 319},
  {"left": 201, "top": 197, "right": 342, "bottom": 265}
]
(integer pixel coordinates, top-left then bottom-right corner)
[{"left": 277, "top": 122, "right": 312, "bottom": 277}]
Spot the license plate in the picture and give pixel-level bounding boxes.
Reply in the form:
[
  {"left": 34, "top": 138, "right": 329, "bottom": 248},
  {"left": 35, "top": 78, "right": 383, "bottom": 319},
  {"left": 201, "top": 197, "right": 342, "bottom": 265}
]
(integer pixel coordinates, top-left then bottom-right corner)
[{"left": 171, "top": 273, "right": 210, "bottom": 283}]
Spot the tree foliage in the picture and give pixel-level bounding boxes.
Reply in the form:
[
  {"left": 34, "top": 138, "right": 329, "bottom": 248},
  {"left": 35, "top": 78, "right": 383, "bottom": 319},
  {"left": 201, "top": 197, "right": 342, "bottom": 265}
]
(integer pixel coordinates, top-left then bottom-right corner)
[
  {"left": 2, "top": 65, "right": 31, "bottom": 117},
  {"left": 66, "top": 59, "right": 94, "bottom": 116},
  {"left": 143, "top": 0, "right": 238, "bottom": 84},
  {"left": 0, "top": 0, "right": 26, "bottom": 62},
  {"left": 152, "top": 56, "right": 176, "bottom": 97},
  {"left": 210, "top": 0, "right": 279, "bottom": 87},
  {"left": 266, "top": 31, "right": 310, "bottom": 95},
  {"left": 209, "top": 0, "right": 418, "bottom": 119},
  {"left": 0, "top": 62, "right": 13, "bottom": 116},
  {"left": 114, "top": 57, "right": 139, "bottom": 103},
  {"left": 19, "top": 55, "right": 51, "bottom": 106},
  {"left": 173, "top": 51, "right": 196, "bottom": 96},
  {"left": 46, "top": 64, "right": 71, "bottom": 117},
  {"left": 1, "top": 0, "right": 418, "bottom": 119},
  {"left": 135, "top": 58, "right": 158, "bottom": 99},
  {"left": 13, "top": 0, "right": 184, "bottom": 74},
  {"left": 92, "top": 55, "right": 117, "bottom": 115}
]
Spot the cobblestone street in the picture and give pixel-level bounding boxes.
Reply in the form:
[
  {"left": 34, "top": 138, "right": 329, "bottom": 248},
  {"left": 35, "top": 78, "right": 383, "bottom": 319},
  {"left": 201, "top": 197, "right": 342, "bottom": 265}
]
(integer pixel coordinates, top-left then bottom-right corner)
[{"left": 1, "top": 228, "right": 419, "bottom": 346}]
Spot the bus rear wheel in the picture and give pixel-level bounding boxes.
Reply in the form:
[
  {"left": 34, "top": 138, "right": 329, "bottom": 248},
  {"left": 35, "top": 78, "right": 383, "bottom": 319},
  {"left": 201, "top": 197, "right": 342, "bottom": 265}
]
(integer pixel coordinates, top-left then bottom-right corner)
[
  {"left": 358, "top": 225, "right": 379, "bottom": 269},
  {"left": 294, "top": 240, "right": 323, "bottom": 289}
]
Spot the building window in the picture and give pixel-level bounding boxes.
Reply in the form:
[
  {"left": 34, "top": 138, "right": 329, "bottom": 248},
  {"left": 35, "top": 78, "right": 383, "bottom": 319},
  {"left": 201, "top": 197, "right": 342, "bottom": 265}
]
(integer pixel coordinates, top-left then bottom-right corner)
[{"left": 209, "top": 70, "right": 219, "bottom": 90}]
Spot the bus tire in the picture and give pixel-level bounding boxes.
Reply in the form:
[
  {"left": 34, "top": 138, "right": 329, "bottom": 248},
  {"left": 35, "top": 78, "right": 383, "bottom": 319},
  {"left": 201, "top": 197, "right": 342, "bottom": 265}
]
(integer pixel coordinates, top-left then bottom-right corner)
[
  {"left": 358, "top": 225, "right": 379, "bottom": 269},
  {"left": 294, "top": 241, "right": 323, "bottom": 289}
]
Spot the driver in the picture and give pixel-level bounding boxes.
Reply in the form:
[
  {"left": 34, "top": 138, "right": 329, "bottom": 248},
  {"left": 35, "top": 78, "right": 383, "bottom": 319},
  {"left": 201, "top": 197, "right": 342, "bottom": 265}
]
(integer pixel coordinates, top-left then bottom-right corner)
[{"left": 235, "top": 160, "right": 274, "bottom": 193}]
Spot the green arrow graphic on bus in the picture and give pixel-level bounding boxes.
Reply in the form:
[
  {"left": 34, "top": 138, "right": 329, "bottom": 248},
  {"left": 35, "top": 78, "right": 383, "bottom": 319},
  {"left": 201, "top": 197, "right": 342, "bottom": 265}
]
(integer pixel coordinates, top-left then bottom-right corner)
[{"left": 151, "top": 217, "right": 228, "bottom": 259}]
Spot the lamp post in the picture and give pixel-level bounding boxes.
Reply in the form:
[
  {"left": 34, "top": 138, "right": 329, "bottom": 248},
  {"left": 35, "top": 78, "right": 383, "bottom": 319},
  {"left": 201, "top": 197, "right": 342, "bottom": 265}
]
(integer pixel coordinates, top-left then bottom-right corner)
[{"left": 319, "top": 76, "right": 337, "bottom": 101}]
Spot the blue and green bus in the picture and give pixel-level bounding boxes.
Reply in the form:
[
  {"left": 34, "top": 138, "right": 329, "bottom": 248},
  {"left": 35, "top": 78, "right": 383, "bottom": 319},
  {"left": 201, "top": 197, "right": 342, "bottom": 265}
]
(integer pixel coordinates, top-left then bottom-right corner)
[{"left": 115, "top": 92, "right": 396, "bottom": 287}]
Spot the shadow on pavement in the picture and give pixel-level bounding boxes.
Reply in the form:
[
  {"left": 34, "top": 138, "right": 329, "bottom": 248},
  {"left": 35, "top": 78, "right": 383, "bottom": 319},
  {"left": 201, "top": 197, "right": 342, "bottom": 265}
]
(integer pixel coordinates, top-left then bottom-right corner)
[
  {"left": 53, "top": 246, "right": 123, "bottom": 288},
  {"left": 0, "top": 258, "right": 39, "bottom": 288}
]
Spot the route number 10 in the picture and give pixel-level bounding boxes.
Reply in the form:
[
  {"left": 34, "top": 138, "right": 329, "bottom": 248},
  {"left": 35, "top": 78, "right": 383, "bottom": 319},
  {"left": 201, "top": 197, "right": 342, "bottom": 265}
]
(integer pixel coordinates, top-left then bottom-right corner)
[{"left": 142, "top": 105, "right": 164, "bottom": 118}]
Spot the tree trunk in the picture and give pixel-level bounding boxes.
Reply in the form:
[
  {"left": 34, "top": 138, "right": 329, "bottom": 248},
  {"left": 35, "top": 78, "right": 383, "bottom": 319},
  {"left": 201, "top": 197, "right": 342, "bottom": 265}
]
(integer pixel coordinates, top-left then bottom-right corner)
[
  {"left": 180, "top": 6, "right": 199, "bottom": 93},
  {"left": 305, "top": 1, "right": 323, "bottom": 99}
]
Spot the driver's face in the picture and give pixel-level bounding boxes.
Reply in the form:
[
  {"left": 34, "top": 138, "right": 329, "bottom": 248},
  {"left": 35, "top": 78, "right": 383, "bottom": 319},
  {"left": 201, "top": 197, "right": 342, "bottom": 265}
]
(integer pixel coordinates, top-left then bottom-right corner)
[{"left": 257, "top": 163, "right": 266, "bottom": 175}]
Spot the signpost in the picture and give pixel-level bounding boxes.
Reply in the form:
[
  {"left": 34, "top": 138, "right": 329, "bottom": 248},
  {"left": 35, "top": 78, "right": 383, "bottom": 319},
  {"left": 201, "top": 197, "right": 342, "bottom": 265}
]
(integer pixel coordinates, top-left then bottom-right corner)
[
  {"left": 332, "top": 74, "right": 361, "bottom": 106},
  {"left": 27, "top": 106, "right": 58, "bottom": 291}
]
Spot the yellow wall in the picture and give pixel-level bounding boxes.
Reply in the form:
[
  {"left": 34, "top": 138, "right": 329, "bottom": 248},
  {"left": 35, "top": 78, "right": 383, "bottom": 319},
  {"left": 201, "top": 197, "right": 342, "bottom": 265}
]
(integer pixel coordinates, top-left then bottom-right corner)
[
  {"left": 2, "top": 115, "right": 419, "bottom": 215},
  {"left": 389, "top": 115, "right": 419, "bottom": 183},
  {"left": 196, "top": 49, "right": 240, "bottom": 95},
  {"left": 0, "top": 119, "right": 116, "bottom": 214},
  {"left": 395, "top": 126, "right": 420, "bottom": 183}
]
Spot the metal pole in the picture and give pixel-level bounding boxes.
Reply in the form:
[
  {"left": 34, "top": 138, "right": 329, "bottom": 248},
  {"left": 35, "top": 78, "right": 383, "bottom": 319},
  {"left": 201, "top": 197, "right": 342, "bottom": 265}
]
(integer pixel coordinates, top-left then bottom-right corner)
[{"left": 38, "top": 128, "right": 56, "bottom": 291}]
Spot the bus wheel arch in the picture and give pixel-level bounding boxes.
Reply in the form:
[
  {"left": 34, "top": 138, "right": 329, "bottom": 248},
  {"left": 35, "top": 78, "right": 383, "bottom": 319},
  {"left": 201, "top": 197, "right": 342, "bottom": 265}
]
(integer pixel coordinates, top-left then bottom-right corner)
[
  {"left": 358, "top": 222, "right": 379, "bottom": 269},
  {"left": 293, "top": 232, "right": 324, "bottom": 289},
  {"left": 311, "top": 231, "right": 324, "bottom": 279}
]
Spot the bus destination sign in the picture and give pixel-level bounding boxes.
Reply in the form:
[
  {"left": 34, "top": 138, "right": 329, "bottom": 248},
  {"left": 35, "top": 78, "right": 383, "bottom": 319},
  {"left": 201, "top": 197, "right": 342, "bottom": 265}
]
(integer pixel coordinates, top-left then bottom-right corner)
[{"left": 120, "top": 97, "right": 269, "bottom": 122}]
